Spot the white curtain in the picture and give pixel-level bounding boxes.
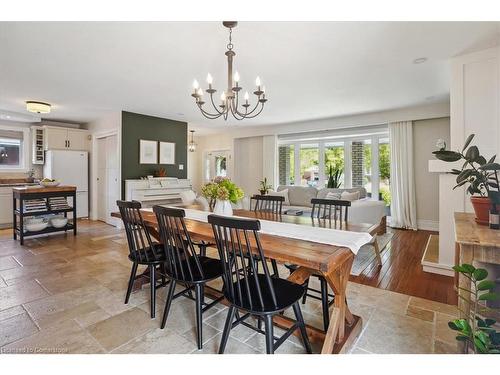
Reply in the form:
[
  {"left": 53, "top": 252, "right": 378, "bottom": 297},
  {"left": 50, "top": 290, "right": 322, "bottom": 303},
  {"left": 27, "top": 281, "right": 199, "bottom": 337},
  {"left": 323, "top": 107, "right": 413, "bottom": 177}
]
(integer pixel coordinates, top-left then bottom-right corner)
[{"left": 389, "top": 121, "right": 417, "bottom": 230}]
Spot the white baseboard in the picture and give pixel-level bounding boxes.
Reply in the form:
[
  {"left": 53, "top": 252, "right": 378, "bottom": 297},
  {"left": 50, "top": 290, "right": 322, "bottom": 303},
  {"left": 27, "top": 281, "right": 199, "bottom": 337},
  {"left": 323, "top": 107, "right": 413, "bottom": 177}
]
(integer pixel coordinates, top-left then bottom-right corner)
[
  {"left": 417, "top": 219, "right": 439, "bottom": 231},
  {"left": 422, "top": 262, "right": 455, "bottom": 277}
]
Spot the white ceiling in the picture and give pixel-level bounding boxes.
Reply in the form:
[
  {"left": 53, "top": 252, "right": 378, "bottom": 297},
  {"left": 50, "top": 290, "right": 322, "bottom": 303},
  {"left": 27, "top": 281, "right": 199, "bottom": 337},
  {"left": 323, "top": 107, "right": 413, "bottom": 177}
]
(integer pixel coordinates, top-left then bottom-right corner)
[{"left": 0, "top": 21, "right": 499, "bottom": 132}]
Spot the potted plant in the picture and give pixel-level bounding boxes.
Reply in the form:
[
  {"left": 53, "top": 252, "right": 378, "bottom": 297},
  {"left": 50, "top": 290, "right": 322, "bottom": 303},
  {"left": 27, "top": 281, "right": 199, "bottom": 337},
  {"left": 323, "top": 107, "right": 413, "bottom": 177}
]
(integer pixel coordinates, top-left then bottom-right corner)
[
  {"left": 326, "top": 164, "right": 343, "bottom": 189},
  {"left": 259, "top": 177, "right": 272, "bottom": 195},
  {"left": 433, "top": 134, "right": 500, "bottom": 225},
  {"left": 201, "top": 177, "right": 244, "bottom": 214},
  {"left": 449, "top": 263, "right": 500, "bottom": 353}
]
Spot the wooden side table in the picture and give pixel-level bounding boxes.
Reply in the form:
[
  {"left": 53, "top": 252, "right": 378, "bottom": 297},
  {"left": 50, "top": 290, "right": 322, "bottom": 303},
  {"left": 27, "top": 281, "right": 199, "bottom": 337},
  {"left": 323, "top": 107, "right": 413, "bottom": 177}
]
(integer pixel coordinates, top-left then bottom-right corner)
[{"left": 454, "top": 212, "right": 500, "bottom": 352}]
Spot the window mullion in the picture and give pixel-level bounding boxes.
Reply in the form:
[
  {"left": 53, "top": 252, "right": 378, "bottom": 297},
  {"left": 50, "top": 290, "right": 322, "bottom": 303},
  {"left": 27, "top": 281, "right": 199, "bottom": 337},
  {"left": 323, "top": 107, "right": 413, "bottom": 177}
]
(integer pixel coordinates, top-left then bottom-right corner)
[
  {"left": 318, "top": 141, "right": 325, "bottom": 187},
  {"left": 344, "top": 141, "right": 352, "bottom": 188},
  {"left": 371, "top": 136, "right": 379, "bottom": 201},
  {"left": 294, "top": 142, "right": 300, "bottom": 186}
]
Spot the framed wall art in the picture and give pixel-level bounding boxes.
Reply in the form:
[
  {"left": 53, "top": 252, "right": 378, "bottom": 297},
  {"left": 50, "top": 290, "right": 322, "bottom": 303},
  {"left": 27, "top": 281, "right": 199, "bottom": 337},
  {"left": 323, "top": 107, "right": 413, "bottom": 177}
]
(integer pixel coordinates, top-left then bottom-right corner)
[
  {"left": 159, "top": 141, "right": 175, "bottom": 164},
  {"left": 139, "top": 139, "right": 158, "bottom": 164}
]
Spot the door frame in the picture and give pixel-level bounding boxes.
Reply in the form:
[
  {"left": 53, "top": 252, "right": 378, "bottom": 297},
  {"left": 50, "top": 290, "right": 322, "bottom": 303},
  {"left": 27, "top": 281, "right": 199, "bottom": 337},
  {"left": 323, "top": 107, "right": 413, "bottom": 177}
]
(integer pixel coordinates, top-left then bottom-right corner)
[
  {"left": 203, "top": 149, "right": 232, "bottom": 183},
  {"left": 90, "top": 129, "right": 121, "bottom": 227}
]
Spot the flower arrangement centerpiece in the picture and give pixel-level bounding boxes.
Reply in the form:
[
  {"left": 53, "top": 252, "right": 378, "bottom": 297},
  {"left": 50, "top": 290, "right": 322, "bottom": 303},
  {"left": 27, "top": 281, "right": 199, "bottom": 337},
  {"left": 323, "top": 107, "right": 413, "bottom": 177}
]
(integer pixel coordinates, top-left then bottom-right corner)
[{"left": 201, "top": 177, "right": 244, "bottom": 214}]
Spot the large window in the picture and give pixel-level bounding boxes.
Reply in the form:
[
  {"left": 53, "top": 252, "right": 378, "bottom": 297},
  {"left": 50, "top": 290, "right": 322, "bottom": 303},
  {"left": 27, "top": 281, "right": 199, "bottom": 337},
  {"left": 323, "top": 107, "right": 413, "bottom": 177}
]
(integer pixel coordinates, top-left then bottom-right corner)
[
  {"left": 324, "top": 142, "right": 344, "bottom": 187},
  {"left": 299, "top": 144, "right": 319, "bottom": 187},
  {"left": 277, "top": 127, "right": 390, "bottom": 203},
  {"left": 0, "top": 128, "right": 28, "bottom": 171},
  {"left": 379, "top": 138, "right": 391, "bottom": 206}
]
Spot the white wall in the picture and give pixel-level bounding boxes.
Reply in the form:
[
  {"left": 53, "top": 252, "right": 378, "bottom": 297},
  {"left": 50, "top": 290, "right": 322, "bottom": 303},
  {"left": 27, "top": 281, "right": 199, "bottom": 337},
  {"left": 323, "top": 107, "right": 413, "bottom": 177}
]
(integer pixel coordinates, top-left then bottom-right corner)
[
  {"left": 83, "top": 112, "right": 122, "bottom": 222},
  {"left": 234, "top": 136, "right": 264, "bottom": 196},
  {"left": 413, "top": 117, "right": 450, "bottom": 230}
]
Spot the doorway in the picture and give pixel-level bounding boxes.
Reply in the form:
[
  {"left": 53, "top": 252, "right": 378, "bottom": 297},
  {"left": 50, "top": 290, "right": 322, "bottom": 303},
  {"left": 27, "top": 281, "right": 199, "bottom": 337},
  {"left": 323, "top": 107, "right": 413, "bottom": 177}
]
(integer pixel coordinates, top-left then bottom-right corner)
[
  {"left": 96, "top": 134, "right": 119, "bottom": 225},
  {"left": 204, "top": 150, "right": 231, "bottom": 182}
]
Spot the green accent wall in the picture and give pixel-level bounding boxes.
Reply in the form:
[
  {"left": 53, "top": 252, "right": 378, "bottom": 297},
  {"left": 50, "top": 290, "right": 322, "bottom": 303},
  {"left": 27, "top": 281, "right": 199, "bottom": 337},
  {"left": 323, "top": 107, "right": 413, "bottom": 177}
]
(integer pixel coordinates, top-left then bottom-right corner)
[{"left": 121, "top": 111, "right": 187, "bottom": 198}]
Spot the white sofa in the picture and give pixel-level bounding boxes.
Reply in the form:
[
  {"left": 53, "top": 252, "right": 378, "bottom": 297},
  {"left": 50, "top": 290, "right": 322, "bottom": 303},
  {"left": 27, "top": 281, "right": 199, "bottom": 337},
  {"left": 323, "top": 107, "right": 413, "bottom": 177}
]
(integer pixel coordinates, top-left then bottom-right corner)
[{"left": 276, "top": 185, "right": 387, "bottom": 233}]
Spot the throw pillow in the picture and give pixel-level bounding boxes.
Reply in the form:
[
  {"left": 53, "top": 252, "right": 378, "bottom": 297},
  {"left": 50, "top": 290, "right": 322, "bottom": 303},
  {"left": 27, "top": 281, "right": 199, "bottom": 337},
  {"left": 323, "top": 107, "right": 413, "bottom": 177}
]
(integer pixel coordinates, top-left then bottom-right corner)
[
  {"left": 340, "top": 191, "right": 360, "bottom": 202},
  {"left": 268, "top": 189, "right": 290, "bottom": 205},
  {"left": 325, "top": 192, "right": 342, "bottom": 200}
]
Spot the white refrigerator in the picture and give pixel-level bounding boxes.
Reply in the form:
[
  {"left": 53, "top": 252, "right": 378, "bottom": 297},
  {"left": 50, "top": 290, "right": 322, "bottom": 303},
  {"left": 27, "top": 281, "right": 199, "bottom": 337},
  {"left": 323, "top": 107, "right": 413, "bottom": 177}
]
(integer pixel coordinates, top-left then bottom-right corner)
[{"left": 44, "top": 150, "right": 89, "bottom": 218}]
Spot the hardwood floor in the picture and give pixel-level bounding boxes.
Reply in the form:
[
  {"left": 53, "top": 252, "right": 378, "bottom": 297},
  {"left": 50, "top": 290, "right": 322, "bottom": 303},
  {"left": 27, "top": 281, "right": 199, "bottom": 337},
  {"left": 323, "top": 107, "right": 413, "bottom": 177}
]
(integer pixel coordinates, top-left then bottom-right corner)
[{"left": 350, "top": 227, "right": 457, "bottom": 305}]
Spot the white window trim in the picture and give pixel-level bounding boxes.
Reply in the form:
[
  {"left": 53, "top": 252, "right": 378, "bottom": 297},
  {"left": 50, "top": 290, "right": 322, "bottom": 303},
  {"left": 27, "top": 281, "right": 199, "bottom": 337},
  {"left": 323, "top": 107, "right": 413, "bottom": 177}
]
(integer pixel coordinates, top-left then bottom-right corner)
[{"left": 0, "top": 125, "right": 30, "bottom": 173}]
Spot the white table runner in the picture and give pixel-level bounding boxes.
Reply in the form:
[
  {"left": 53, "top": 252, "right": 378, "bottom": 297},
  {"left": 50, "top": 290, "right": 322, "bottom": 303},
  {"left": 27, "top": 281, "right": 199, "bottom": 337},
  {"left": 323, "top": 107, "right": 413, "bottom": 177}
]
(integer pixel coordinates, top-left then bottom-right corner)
[{"left": 144, "top": 207, "right": 372, "bottom": 254}]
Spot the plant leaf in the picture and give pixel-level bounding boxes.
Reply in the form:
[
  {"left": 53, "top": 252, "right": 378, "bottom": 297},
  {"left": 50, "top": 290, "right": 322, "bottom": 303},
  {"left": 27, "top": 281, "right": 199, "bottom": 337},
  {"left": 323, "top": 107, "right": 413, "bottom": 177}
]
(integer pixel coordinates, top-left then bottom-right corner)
[
  {"left": 477, "top": 156, "right": 487, "bottom": 165},
  {"left": 479, "top": 162, "right": 500, "bottom": 171},
  {"left": 433, "top": 150, "right": 462, "bottom": 162},
  {"left": 488, "top": 155, "right": 497, "bottom": 164},
  {"left": 457, "top": 169, "right": 472, "bottom": 183},
  {"left": 485, "top": 318, "right": 497, "bottom": 327},
  {"left": 473, "top": 268, "right": 488, "bottom": 281},
  {"left": 460, "top": 264, "right": 476, "bottom": 274},
  {"left": 478, "top": 292, "right": 500, "bottom": 301},
  {"left": 477, "top": 280, "right": 496, "bottom": 291},
  {"left": 462, "top": 134, "right": 475, "bottom": 151},
  {"left": 465, "top": 146, "right": 480, "bottom": 162}
]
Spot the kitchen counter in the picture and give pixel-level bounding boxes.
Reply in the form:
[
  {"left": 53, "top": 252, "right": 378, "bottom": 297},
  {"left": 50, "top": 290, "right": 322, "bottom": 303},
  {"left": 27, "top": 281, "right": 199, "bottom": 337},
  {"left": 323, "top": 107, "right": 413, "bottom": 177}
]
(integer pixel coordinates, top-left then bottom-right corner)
[
  {"left": 0, "top": 178, "right": 39, "bottom": 187},
  {"left": 0, "top": 183, "right": 39, "bottom": 187}
]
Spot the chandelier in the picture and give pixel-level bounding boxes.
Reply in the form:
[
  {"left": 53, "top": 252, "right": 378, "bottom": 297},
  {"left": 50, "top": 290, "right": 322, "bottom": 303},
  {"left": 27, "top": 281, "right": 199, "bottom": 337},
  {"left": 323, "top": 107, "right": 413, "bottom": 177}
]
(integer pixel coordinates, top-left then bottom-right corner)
[{"left": 191, "top": 21, "right": 267, "bottom": 121}]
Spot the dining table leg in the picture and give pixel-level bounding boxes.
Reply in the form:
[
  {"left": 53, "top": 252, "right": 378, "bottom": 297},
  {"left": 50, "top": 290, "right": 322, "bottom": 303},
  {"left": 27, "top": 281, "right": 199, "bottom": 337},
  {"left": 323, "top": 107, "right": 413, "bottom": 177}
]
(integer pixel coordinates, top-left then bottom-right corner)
[{"left": 322, "top": 253, "right": 354, "bottom": 352}]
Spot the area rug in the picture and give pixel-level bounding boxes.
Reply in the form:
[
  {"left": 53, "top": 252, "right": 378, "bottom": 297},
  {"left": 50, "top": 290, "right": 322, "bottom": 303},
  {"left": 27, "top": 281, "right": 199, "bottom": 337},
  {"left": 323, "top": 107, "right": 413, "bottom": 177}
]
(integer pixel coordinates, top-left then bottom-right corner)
[{"left": 350, "top": 232, "right": 393, "bottom": 276}]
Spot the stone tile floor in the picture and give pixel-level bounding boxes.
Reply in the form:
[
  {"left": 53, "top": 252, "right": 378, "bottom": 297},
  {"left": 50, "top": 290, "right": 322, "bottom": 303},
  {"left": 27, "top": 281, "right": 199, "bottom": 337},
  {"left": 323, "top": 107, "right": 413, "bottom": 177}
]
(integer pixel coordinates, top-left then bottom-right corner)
[{"left": 0, "top": 220, "right": 459, "bottom": 354}]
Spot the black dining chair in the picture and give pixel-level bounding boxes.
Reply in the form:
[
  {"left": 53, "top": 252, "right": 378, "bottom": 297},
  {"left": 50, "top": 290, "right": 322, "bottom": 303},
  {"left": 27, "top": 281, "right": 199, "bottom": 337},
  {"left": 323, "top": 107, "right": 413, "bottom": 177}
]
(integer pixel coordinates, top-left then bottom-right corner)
[
  {"left": 117, "top": 200, "right": 167, "bottom": 319},
  {"left": 311, "top": 197, "right": 350, "bottom": 222},
  {"left": 251, "top": 194, "right": 284, "bottom": 215},
  {"left": 287, "top": 198, "right": 352, "bottom": 332},
  {"left": 250, "top": 194, "right": 284, "bottom": 277},
  {"left": 208, "top": 214, "right": 312, "bottom": 354},
  {"left": 153, "top": 205, "right": 223, "bottom": 350}
]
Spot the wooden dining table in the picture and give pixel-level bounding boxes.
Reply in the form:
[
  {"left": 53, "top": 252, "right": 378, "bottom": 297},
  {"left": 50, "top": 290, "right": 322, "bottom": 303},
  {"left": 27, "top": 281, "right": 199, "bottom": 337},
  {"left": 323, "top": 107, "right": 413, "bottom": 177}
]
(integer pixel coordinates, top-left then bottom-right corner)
[{"left": 112, "top": 207, "right": 381, "bottom": 354}]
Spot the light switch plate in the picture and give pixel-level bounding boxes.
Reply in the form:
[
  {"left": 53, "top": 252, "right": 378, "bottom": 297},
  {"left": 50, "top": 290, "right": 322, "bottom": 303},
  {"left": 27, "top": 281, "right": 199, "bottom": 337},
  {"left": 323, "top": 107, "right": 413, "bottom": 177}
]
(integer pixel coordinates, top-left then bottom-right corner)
[{"left": 179, "top": 164, "right": 184, "bottom": 170}]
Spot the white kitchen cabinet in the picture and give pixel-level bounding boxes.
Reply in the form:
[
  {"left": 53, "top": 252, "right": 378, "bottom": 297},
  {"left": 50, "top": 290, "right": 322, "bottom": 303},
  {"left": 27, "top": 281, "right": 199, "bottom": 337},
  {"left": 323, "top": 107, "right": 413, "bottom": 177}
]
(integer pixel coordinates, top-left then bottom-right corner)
[
  {"left": 0, "top": 187, "right": 13, "bottom": 226},
  {"left": 45, "top": 127, "right": 67, "bottom": 150},
  {"left": 67, "top": 129, "right": 88, "bottom": 151},
  {"left": 44, "top": 126, "right": 89, "bottom": 151}
]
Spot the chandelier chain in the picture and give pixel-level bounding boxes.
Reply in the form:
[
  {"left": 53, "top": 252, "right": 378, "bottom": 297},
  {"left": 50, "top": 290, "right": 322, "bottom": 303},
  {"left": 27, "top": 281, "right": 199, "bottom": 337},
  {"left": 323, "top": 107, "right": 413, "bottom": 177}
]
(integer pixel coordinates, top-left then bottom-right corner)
[{"left": 227, "top": 27, "right": 233, "bottom": 51}]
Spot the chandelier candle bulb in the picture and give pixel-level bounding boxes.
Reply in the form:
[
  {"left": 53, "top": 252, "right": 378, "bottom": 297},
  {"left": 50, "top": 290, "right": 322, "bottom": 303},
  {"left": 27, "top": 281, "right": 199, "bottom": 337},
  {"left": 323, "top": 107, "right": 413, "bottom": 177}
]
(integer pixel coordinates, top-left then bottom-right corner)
[
  {"left": 255, "top": 76, "right": 261, "bottom": 88},
  {"left": 206, "top": 73, "right": 213, "bottom": 85}
]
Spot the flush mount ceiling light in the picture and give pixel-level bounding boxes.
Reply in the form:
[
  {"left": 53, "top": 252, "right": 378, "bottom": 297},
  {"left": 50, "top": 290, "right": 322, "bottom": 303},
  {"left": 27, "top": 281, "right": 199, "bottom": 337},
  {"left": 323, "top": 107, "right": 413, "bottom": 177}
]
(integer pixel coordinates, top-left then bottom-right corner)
[
  {"left": 26, "top": 101, "right": 51, "bottom": 114},
  {"left": 191, "top": 21, "right": 268, "bottom": 121},
  {"left": 413, "top": 57, "right": 427, "bottom": 64},
  {"left": 188, "top": 130, "right": 197, "bottom": 152}
]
